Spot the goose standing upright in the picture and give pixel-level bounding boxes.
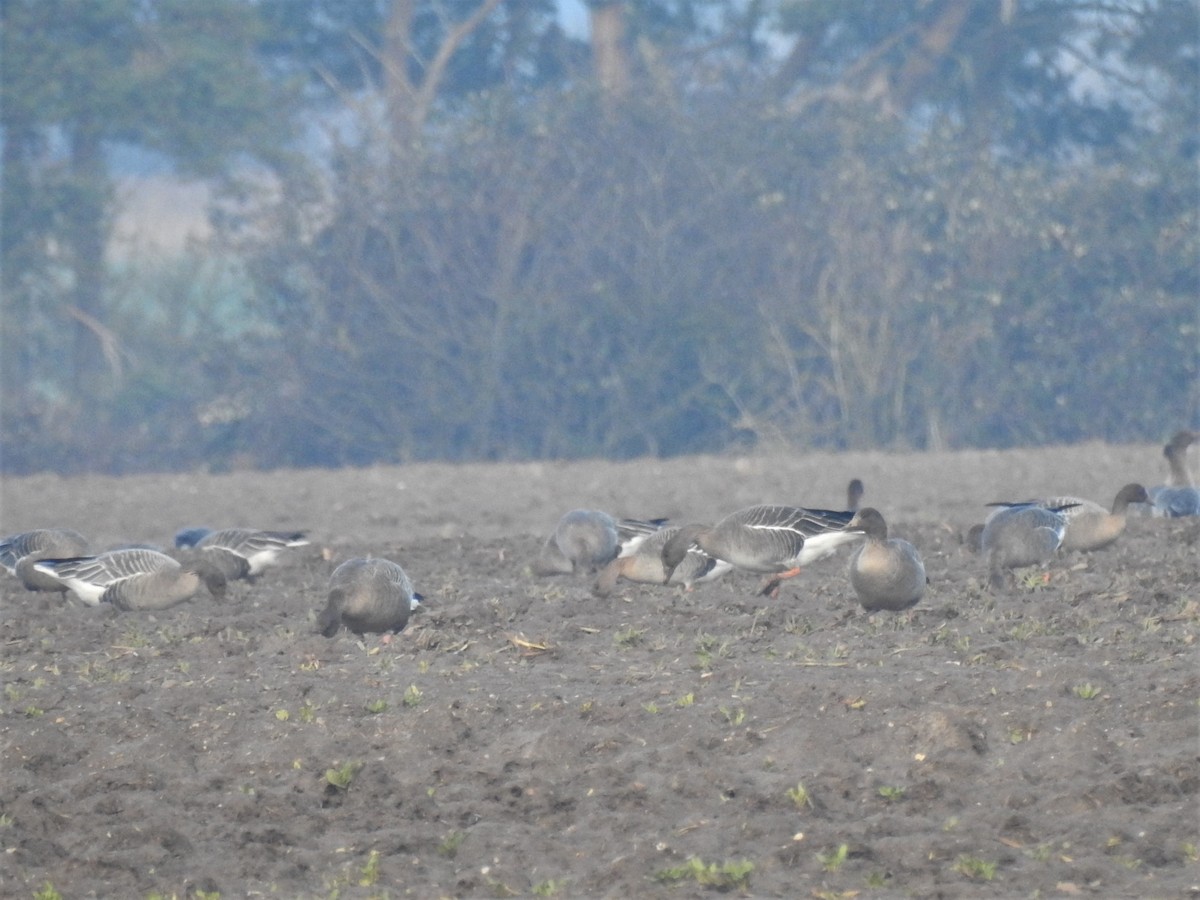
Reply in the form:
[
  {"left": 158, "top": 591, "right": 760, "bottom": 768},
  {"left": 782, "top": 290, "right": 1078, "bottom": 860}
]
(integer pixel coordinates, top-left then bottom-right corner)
[
  {"left": 1149, "top": 430, "right": 1200, "bottom": 517},
  {"left": 845, "top": 508, "right": 926, "bottom": 612},
  {"left": 662, "top": 504, "right": 862, "bottom": 597}
]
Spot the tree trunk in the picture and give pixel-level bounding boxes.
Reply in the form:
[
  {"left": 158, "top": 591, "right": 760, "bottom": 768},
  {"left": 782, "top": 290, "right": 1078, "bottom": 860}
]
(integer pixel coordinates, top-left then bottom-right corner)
[
  {"left": 590, "top": 1, "right": 631, "bottom": 112},
  {"left": 66, "top": 120, "right": 112, "bottom": 391}
]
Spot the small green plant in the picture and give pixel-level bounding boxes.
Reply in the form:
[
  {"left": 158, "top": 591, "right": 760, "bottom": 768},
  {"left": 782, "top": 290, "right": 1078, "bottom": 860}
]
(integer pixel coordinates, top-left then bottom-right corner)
[
  {"left": 365, "top": 698, "right": 388, "bottom": 714},
  {"left": 877, "top": 785, "right": 905, "bottom": 802},
  {"left": 675, "top": 692, "right": 695, "bottom": 707},
  {"left": 654, "top": 856, "right": 753, "bottom": 889},
  {"left": 24, "top": 706, "right": 45, "bottom": 718},
  {"left": 1072, "top": 682, "right": 1102, "bottom": 700},
  {"left": 402, "top": 684, "right": 423, "bottom": 707},
  {"left": 866, "top": 870, "right": 888, "bottom": 887},
  {"left": 954, "top": 854, "right": 997, "bottom": 880},
  {"left": 438, "top": 830, "right": 466, "bottom": 858},
  {"left": 324, "top": 760, "right": 363, "bottom": 791},
  {"left": 358, "top": 849, "right": 381, "bottom": 886},
  {"left": 719, "top": 705, "right": 746, "bottom": 726},
  {"left": 786, "top": 783, "right": 812, "bottom": 809},
  {"left": 33, "top": 882, "right": 62, "bottom": 900},
  {"left": 0, "top": 813, "right": 13, "bottom": 827},
  {"left": 275, "top": 708, "right": 290, "bottom": 721},
  {"left": 614, "top": 626, "right": 646, "bottom": 647},
  {"left": 642, "top": 701, "right": 660, "bottom": 713},
  {"left": 194, "top": 891, "right": 220, "bottom": 900},
  {"left": 298, "top": 702, "right": 317, "bottom": 723},
  {"left": 818, "top": 843, "right": 850, "bottom": 873},
  {"left": 1182, "top": 842, "right": 1199, "bottom": 863},
  {"left": 531, "top": 878, "right": 568, "bottom": 896}
]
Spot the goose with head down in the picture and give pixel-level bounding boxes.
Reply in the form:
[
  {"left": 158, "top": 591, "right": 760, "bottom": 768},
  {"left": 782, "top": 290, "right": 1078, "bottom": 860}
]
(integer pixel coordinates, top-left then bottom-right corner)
[
  {"left": 980, "top": 502, "right": 1076, "bottom": 590},
  {"left": 33, "top": 548, "right": 226, "bottom": 610},
  {"left": 0, "top": 528, "right": 90, "bottom": 593},
  {"left": 317, "top": 557, "right": 423, "bottom": 638},
  {"left": 661, "top": 504, "right": 862, "bottom": 597},
  {"left": 176, "top": 527, "right": 309, "bottom": 581},
  {"left": 592, "top": 524, "right": 732, "bottom": 595}
]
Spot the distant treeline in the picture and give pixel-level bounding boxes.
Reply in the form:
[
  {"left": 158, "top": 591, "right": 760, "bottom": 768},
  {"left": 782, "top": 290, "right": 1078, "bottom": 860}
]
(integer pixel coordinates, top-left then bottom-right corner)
[{"left": 2, "top": 2, "right": 1196, "bottom": 474}]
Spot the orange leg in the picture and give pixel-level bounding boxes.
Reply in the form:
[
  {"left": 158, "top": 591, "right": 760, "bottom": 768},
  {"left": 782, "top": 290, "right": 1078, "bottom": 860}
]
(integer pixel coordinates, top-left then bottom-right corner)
[{"left": 758, "top": 567, "right": 802, "bottom": 597}]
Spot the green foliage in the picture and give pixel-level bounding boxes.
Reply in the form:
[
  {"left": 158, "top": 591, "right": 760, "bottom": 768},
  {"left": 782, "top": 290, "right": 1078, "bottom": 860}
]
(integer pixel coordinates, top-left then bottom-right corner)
[
  {"left": 654, "top": 856, "right": 754, "bottom": 889},
  {"left": 324, "top": 761, "right": 363, "bottom": 791}
]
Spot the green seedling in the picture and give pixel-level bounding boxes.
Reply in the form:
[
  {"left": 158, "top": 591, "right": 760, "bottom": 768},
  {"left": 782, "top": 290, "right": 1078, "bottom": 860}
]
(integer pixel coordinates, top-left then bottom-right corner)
[
  {"left": 365, "top": 698, "right": 388, "bottom": 714},
  {"left": 438, "top": 830, "right": 466, "bottom": 858},
  {"left": 786, "top": 783, "right": 812, "bottom": 809},
  {"left": 325, "top": 760, "right": 363, "bottom": 791},
  {"left": 818, "top": 843, "right": 850, "bottom": 873},
  {"left": 1072, "top": 682, "right": 1102, "bottom": 699},
  {"left": 402, "top": 684, "right": 423, "bottom": 707},
  {"left": 954, "top": 854, "right": 997, "bottom": 880},
  {"left": 877, "top": 785, "right": 905, "bottom": 802},
  {"left": 654, "top": 856, "right": 753, "bottom": 889}
]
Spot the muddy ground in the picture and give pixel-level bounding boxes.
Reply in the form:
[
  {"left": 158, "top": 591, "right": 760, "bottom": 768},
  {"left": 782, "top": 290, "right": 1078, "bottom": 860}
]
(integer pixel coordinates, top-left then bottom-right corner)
[{"left": 1, "top": 444, "right": 1197, "bottom": 899}]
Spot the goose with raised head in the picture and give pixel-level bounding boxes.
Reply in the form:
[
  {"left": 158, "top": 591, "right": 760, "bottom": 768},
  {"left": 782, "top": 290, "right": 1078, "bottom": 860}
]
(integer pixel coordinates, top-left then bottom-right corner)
[
  {"left": 176, "top": 527, "right": 309, "bottom": 580},
  {"left": 317, "top": 557, "right": 422, "bottom": 638},
  {"left": 593, "top": 524, "right": 732, "bottom": 596},
  {"left": 662, "top": 504, "right": 861, "bottom": 597},
  {"left": 33, "top": 548, "right": 226, "bottom": 610},
  {"left": 1029, "top": 483, "right": 1150, "bottom": 551},
  {"left": 980, "top": 502, "right": 1075, "bottom": 590},
  {"left": 1149, "top": 430, "right": 1200, "bottom": 517},
  {"left": 846, "top": 479, "right": 865, "bottom": 513},
  {"left": 845, "top": 508, "right": 926, "bottom": 612},
  {"left": 0, "top": 528, "right": 90, "bottom": 592}
]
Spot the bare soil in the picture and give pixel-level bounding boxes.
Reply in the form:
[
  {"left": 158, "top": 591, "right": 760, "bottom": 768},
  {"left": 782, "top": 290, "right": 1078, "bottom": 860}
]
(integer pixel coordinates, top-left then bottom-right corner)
[{"left": 2, "top": 444, "right": 1198, "bottom": 898}]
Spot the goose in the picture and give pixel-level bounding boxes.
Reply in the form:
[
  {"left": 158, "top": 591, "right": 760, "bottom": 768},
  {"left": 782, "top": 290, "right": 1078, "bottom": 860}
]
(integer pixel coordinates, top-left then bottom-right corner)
[
  {"left": 1149, "top": 430, "right": 1200, "bottom": 517},
  {"left": 317, "top": 557, "right": 422, "bottom": 637},
  {"left": 845, "top": 508, "right": 926, "bottom": 612},
  {"left": 0, "top": 528, "right": 90, "bottom": 592},
  {"left": 846, "top": 478, "right": 865, "bottom": 513},
  {"left": 593, "top": 524, "right": 732, "bottom": 596},
  {"left": 533, "top": 509, "right": 623, "bottom": 575},
  {"left": 979, "top": 503, "right": 1075, "bottom": 590},
  {"left": 176, "top": 527, "right": 309, "bottom": 580},
  {"left": 1027, "top": 483, "right": 1150, "bottom": 551},
  {"left": 32, "top": 548, "right": 226, "bottom": 610},
  {"left": 661, "top": 504, "right": 862, "bottom": 597}
]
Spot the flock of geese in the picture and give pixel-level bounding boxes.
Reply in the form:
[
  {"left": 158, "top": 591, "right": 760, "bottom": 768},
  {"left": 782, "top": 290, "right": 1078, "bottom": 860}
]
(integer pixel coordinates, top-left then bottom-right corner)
[{"left": 2, "top": 431, "right": 1197, "bottom": 637}]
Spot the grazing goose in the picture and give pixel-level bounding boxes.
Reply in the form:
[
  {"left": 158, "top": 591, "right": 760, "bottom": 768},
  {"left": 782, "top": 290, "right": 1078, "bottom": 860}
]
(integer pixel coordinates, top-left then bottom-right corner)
[
  {"left": 533, "top": 509, "right": 621, "bottom": 575},
  {"left": 32, "top": 548, "right": 226, "bottom": 610},
  {"left": 1149, "top": 430, "right": 1200, "bottom": 517},
  {"left": 980, "top": 503, "right": 1075, "bottom": 590},
  {"left": 662, "top": 504, "right": 861, "bottom": 597},
  {"left": 1028, "top": 483, "right": 1150, "bottom": 551},
  {"left": 176, "top": 527, "right": 309, "bottom": 580},
  {"left": 317, "top": 557, "right": 422, "bottom": 637},
  {"left": 0, "top": 528, "right": 90, "bottom": 592},
  {"left": 593, "top": 525, "right": 732, "bottom": 596},
  {"left": 845, "top": 508, "right": 926, "bottom": 612}
]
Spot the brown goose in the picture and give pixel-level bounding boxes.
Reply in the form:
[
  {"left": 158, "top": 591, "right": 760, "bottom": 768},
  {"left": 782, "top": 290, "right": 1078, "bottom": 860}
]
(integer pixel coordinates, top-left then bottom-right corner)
[
  {"left": 33, "top": 548, "right": 226, "bottom": 610},
  {"left": 1031, "top": 483, "right": 1150, "bottom": 551},
  {"left": 317, "top": 558, "right": 422, "bottom": 637},
  {"left": 845, "top": 508, "right": 926, "bottom": 612},
  {"left": 176, "top": 527, "right": 309, "bottom": 580},
  {"left": 592, "top": 524, "right": 732, "bottom": 596},
  {"left": 979, "top": 503, "right": 1074, "bottom": 590},
  {"left": 1148, "top": 430, "right": 1200, "bottom": 518},
  {"left": 0, "top": 528, "right": 90, "bottom": 592},
  {"left": 662, "top": 504, "right": 862, "bottom": 597}
]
